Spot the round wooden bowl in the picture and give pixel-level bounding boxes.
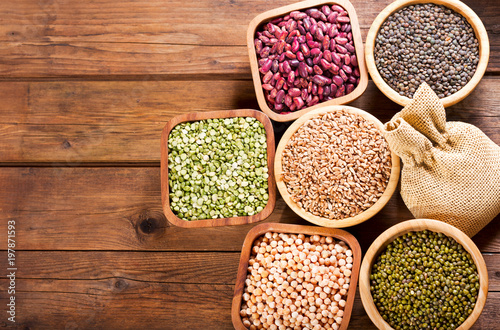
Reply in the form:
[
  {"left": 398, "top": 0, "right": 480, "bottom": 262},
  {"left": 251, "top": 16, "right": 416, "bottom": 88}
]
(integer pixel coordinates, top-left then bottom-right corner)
[
  {"left": 365, "top": 0, "right": 490, "bottom": 107},
  {"left": 160, "top": 109, "right": 276, "bottom": 228},
  {"left": 232, "top": 223, "right": 361, "bottom": 330},
  {"left": 275, "top": 105, "right": 400, "bottom": 228},
  {"left": 247, "top": 0, "right": 368, "bottom": 122},
  {"left": 359, "top": 219, "right": 489, "bottom": 330}
]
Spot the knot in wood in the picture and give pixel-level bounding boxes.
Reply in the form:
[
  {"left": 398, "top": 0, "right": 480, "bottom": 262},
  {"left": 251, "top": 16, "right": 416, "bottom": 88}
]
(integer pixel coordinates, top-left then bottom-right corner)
[
  {"left": 113, "top": 279, "right": 128, "bottom": 292},
  {"left": 139, "top": 218, "right": 158, "bottom": 234}
]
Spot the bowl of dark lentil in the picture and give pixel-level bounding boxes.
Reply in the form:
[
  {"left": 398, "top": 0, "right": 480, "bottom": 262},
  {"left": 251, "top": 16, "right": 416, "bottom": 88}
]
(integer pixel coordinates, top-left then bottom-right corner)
[
  {"left": 359, "top": 219, "right": 488, "bottom": 330},
  {"left": 247, "top": 0, "right": 369, "bottom": 122},
  {"left": 365, "top": 0, "right": 489, "bottom": 107},
  {"left": 160, "top": 109, "right": 277, "bottom": 228}
]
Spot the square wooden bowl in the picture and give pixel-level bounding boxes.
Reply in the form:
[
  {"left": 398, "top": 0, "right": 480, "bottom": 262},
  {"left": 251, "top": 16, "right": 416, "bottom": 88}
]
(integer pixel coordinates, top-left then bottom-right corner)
[
  {"left": 365, "top": 0, "right": 489, "bottom": 107},
  {"left": 231, "top": 222, "right": 361, "bottom": 329},
  {"left": 247, "top": 0, "right": 368, "bottom": 122},
  {"left": 160, "top": 109, "right": 276, "bottom": 228},
  {"left": 359, "top": 219, "right": 488, "bottom": 329}
]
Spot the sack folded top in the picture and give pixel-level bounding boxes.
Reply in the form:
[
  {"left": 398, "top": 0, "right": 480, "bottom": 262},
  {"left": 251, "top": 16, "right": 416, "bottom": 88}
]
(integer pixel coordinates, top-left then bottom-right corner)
[{"left": 384, "top": 83, "right": 500, "bottom": 237}]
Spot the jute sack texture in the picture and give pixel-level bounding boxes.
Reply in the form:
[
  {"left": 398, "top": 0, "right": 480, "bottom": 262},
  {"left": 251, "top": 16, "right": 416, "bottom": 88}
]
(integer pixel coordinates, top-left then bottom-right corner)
[{"left": 384, "top": 83, "right": 500, "bottom": 237}]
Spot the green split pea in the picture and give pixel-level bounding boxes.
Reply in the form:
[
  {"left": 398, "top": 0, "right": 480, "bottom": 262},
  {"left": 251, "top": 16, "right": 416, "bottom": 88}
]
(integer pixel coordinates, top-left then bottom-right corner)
[{"left": 168, "top": 117, "right": 269, "bottom": 220}]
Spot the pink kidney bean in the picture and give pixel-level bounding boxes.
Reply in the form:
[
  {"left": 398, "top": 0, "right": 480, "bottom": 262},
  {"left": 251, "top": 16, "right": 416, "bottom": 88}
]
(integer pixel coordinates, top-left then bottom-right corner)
[{"left": 254, "top": 4, "right": 360, "bottom": 113}]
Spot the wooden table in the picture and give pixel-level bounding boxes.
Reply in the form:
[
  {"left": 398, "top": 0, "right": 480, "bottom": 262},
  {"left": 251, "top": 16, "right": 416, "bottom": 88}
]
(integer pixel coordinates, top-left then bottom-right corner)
[{"left": 0, "top": 0, "right": 498, "bottom": 329}]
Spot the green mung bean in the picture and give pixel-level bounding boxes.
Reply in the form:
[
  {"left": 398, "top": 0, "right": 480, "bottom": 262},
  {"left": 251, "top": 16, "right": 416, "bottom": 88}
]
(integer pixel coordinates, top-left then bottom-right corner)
[
  {"left": 370, "top": 230, "right": 479, "bottom": 329},
  {"left": 168, "top": 117, "right": 269, "bottom": 221}
]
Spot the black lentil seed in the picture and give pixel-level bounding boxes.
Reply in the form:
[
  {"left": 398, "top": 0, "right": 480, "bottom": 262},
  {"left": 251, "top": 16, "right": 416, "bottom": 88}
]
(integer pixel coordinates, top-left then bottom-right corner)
[{"left": 374, "top": 4, "right": 479, "bottom": 99}]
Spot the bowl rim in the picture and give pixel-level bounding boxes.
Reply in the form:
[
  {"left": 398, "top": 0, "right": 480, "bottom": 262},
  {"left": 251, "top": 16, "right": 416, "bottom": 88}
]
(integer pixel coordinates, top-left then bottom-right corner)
[
  {"left": 365, "top": 0, "right": 490, "bottom": 108},
  {"left": 359, "top": 218, "right": 489, "bottom": 330},
  {"left": 160, "top": 109, "right": 276, "bottom": 228},
  {"left": 231, "top": 222, "right": 362, "bottom": 330},
  {"left": 247, "top": 0, "right": 369, "bottom": 122},
  {"left": 274, "top": 105, "right": 400, "bottom": 228}
]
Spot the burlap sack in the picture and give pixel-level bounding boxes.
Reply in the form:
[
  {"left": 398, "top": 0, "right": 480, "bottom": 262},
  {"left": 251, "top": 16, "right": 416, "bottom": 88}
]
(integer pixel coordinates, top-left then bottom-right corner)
[{"left": 384, "top": 83, "right": 500, "bottom": 236}]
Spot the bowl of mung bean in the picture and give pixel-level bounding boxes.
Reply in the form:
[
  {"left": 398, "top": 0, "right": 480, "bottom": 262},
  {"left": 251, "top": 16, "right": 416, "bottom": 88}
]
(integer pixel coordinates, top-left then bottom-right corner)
[
  {"left": 365, "top": 0, "right": 490, "bottom": 107},
  {"left": 160, "top": 109, "right": 276, "bottom": 228},
  {"left": 247, "top": 0, "right": 369, "bottom": 122},
  {"left": 232, "top": 222, "right": 361, "bottom": 330},
  {"left": 275, "top": 105, "right": 400, "bottom": 228},
  {"left": 359, "top": 219, "right": 488, "bottom": 330}
]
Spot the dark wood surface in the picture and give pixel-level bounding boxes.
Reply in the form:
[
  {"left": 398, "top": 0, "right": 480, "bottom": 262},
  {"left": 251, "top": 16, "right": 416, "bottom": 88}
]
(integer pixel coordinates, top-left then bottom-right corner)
[{"left": 0, "top": 0, "right": 498, "bottom": 329}]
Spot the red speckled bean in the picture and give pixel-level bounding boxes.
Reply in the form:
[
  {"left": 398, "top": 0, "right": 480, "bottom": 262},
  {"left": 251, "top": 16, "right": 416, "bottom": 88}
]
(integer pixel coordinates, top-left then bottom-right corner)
[
  {"left": 301, "top": 88, "right": 308, "bottom": 100},
  {"left": 323, "top": 49, "right": 332, "bottom": 62},
  {"left": 322, "top": 5, "right": 331, "bottom": 16},
  {"left": 293, "top": 97, "right": 304, "bottom": 108},
  {"left": 276, "top": 77, "right": 285, "bottom": 90},
  {"left": 337, "top": 16, "right": 350, "bottom": 23},
  {"left": 291, "top": 38, "right": 300, "bottom": 52},
  {"left": 339, "top": 69, "right": 348, "bottom": 82},
  {"left": 335, "top": 44, "right": 347, "bottom": 54},
  {"left": 327, "top": 12, "right": 338, "bottom": 24},
  {"left": 335, "top": 37, "right": 348, "bottom": 45},
  {"left": 332, "top": 52, "right": 342, "bottom": 65},
  {"left": 312, "top": 75, "right": 331, "bottom": 86},
  {"left": 310, "top": 47, "right": 321, "bottom": 57},
  {"left": 275, "top": 89, "right": 285, "bottom": 104},
  {"left": 330, "top": 83, "right": 337, "bottom": 95},
  {"left": 320, "top": 59, "right": 332, "bottom": 70},
  {"left": 262, "top": 71, "right": 273, "bottom": 84},
  {"left": 285, "top": 50, "right": 296, "bottom": 59},
  {"left": 308, "top": 95, "right": 319, "bottom": 106},
  {"left": 332, "top": 75, "right": 343, "bottom": 86},
  {"left": 289, "top": 88, "right": 301, "bottom": 97},
  {"left": 262, "top": 83, "right": 274, "bottom": 91},
  {"left": 313, "top": 65, "right": 323, "bottom": 75},
  {"left": 342, "top": 65, "right": 352, "bottom": 75},
  {"left": 344, "top": 54, "right": 351, "bottom": 66},
  {"left": 259, "top": 59, "right": 272, "bottom": 74},
  {"left": 287, "top": 70, "right": 295, "bottom": 84},
  {"left": 330, "top": 63, "right": 340, "bottom": 74},
  {"left": 300, "top": 44, "right": 310, "bottom": 57},
  {"left": 331, "top": 5, "right": 345, "bottom": 13},
  {"left": 350, "top": 54, "right": 358, "bottom": 67},
  {"left": 335, "top": 85, "right": 345, "bottom": 97},
  {"left": 345, "top": 43, "right": 355, "bottom": 53}
]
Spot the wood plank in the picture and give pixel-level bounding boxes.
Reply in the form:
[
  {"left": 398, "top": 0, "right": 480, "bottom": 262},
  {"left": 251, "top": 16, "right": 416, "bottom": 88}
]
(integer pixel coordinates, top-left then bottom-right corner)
[
  {"left": 1, "top": 278, "right": 498, "bottom": 329},
  {"left": 2, "top": 251, "right": 498, "bottom": 289},
  {"left": 1, "top": 167, "right": 498, "bottom": 252},
  {"left": 1, "top": 78, "right": 499, "bottom": 163},
  {"left": 0, "top": 0, "right": 497, "bottom": 77},
  {"left": 0, "top": 251, "right": 240, "bottom": 284}
]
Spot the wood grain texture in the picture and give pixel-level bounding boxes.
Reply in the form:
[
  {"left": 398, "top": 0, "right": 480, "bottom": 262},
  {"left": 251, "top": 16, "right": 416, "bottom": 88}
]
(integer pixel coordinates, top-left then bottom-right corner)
[
  {"left": 1, "top": 251, "right": 498, "bottom": 289},
  {"left": 0, "top": 78, "right": 499, "bottom": 163},
  {"left": 0, "top": 0, "right": 498, "bottom": 78},
  {"left": 0, "top": 0, "right": 498, "bottom": 328},
  {"left": 1, "top": 166, "right": 499, "bottom": 252},
  {"left": 160, "top": 109, "right": 276, "bottom": 228},
  {"left": 1, "top": 279, "right": 498, "bottom": 329}
]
